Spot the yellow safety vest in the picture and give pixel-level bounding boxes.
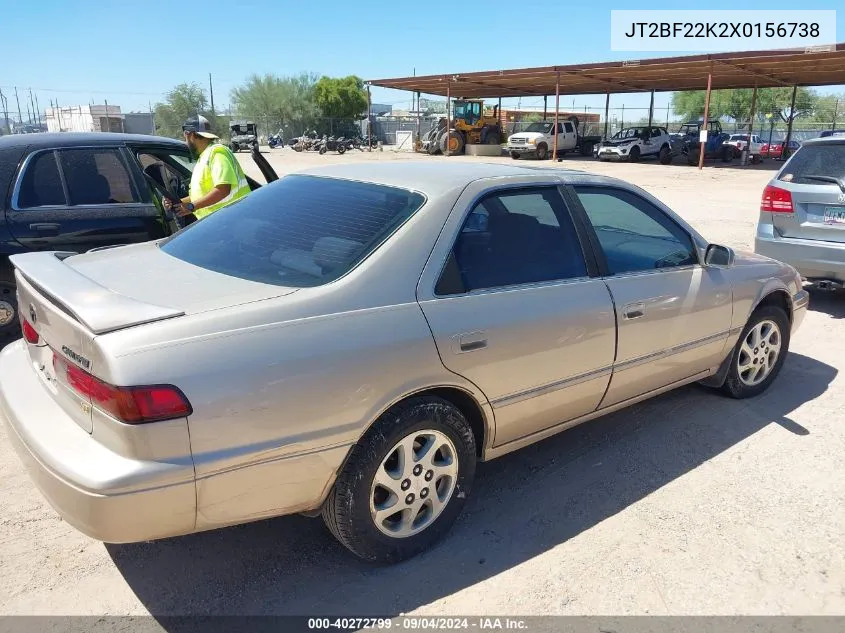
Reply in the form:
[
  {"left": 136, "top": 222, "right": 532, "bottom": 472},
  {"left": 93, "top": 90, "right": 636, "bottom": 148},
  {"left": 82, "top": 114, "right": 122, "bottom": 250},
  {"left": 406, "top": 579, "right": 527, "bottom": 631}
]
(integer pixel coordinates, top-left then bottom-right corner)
[{"left": 189, "top": 143, "right": 250, "bottom": 219}]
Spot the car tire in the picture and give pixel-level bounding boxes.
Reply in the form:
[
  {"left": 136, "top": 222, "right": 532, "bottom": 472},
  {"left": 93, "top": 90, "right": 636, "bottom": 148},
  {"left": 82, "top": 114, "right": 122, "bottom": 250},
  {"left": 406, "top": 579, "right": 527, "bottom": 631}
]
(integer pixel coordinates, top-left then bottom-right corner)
[
  {"left": 722, "top": 147, "right": 733, "bottom": 163},
  {"left": 0, "top": 282, "right": 20, "bottom": 344},
  {"left": 536, "top": 143, "right": 548, "bottom": 160},
  {"left": 322, "top": 396, "right": 477, "bottom": 563},
  {"left": 579, "top": 142, "right": 594, "bottom": 157},
  {"left": 659, "top": 146, "right": 672, "bottom": 164},
  {"left": 510, "top": 152, "right": 520, "bottom": 160},
  {"left": 720, "top": 305, "right": 790, "bottom": 399},
  {"left": 629, "top": 146, "right": 641, "bottom": 162}
]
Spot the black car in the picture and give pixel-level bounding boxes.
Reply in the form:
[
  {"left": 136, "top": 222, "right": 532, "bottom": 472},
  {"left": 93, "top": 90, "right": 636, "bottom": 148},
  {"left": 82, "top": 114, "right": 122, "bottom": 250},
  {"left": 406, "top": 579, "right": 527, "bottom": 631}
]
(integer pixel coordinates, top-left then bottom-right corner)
[{"left": 0, "top": 132, "right": 276, "bottom": 341}]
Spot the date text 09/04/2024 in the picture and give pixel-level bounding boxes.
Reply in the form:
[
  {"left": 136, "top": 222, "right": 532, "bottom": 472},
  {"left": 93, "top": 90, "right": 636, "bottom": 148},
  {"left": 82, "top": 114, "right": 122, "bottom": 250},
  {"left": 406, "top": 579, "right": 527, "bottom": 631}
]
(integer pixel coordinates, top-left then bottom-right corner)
[
  {"left": 307, "top": 618, "right": 529, "bottom": 630},
  {"left": 623, "top": 22, "right": 820, "bottom": 39}
]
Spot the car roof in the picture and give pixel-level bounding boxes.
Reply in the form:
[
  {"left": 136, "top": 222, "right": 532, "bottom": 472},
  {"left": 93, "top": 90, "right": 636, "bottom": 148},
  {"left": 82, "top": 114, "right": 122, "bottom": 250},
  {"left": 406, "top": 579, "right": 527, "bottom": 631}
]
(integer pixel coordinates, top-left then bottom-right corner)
[
  {"left": 799, "top": 136, "right": 845, "bottom": 147},
  {"left": 0, "top": 132, "right": 185, "bottom": 150},
  {"left": 295, "top": 160, "right": 625, "bottom": 196}
]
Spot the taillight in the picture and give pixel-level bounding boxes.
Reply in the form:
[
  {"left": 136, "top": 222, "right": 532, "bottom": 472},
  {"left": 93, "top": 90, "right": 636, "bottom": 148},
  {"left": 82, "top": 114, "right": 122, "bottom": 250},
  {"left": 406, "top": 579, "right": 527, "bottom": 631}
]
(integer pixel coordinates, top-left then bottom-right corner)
[
  {"left": 761, "top": 185, "right": 794, "bottom": 213},
  {"left": 22, "top": 319, "right": 39, "bottom": 344},
  {"left": 52, "top": 352, "right": 192, "bottom": 424}
]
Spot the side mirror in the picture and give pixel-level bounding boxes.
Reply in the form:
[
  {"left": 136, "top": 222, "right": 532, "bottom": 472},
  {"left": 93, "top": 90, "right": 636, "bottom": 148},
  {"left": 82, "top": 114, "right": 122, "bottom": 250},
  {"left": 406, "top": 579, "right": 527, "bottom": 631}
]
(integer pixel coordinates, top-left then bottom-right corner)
[{"left": 704, "top": 243, "right": 735, "bottom": 268}]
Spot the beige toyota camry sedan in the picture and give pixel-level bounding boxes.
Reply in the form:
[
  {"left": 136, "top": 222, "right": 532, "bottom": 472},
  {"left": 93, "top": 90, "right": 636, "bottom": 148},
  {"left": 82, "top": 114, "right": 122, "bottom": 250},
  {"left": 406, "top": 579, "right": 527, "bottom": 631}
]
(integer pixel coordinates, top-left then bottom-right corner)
[{"left": 1, "top": 162, "right": 807, "bottom": 563}]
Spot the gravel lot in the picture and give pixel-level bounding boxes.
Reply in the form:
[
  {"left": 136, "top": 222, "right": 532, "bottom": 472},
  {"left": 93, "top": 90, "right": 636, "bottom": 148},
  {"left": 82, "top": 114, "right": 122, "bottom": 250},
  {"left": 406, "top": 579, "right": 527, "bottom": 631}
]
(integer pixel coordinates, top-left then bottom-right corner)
[{"left": 1, "top": 149, "right": 843, "bottom": 617}]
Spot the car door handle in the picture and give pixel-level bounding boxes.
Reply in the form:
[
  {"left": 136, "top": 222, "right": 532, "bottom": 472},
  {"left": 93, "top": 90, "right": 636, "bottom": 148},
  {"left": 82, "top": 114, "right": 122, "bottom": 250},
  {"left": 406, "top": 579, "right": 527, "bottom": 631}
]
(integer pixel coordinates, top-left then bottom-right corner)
[
  {"left": 29, "top": 223, "right": 61, "bottom": 232},
  {"left": 623, "top": 302, "right": 645, "bottom": 319},
  {"left": 454, "top": 331, "right": 488, "bottom": 353}
]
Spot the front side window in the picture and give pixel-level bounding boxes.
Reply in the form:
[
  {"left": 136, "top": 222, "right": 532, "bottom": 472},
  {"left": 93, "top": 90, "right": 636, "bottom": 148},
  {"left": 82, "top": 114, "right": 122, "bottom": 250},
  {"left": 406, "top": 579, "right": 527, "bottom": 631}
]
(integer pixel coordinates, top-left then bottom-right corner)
[
  {"left": 138, "top": 151, "right": 195, "bottom": 200},
  {"left": 16, "top": 151, "right": 65, "bottom": 208},
  {"left": 574, "top": 186, "right": 698, "bottom": 275},
  {"left": 437, "top": 187, "right": 587, "bottom": 295},
  {"left": 58, "top": 149, "right": 138, "bottom": 205},
  {"left": 161, "top": 175, "right": 425, "bottom": 288},
  {"left": 564, "top": 122, "right": 574, "bottom": 133}
]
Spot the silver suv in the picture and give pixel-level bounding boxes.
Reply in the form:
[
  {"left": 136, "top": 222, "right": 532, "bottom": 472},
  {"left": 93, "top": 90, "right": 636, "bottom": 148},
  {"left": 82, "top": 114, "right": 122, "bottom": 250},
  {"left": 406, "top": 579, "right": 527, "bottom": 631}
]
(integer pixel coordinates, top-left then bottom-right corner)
[{"left": 755, "top": 136, "right": 845, "bottom": 290}]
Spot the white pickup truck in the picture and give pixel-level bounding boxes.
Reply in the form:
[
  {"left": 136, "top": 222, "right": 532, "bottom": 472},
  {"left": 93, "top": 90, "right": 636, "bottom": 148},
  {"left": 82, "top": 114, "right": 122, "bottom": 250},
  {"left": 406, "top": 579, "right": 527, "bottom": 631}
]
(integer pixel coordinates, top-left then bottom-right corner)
[
  {"left": 596, "top": 126, "right": 673, "bottom": 163},
  {"left": 506, "top": 117, "right": 601, "bottom": 160},
  {"left": 725, "top": 133, "right": 763, "bottom": 161}
]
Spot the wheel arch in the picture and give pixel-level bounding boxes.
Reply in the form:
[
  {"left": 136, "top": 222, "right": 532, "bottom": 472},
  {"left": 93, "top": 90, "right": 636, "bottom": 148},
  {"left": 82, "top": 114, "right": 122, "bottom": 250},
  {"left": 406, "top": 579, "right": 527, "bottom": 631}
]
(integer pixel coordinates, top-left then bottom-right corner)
[
  {"left": 753, "top": 288, "right": 793, "bottom": 324},
  {"left": 306, "top": 383, "right": 493, "bottom": 517}
]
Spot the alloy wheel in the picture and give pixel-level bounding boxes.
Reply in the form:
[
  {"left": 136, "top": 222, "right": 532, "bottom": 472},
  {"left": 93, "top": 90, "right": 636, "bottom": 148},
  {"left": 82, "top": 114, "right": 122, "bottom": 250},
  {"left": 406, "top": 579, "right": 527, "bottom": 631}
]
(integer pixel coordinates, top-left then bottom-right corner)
[
  {"left": 369, "top": 429, "right": 459, "bottom": 538},
  {"left": 737, "top": 319, "right": 781, "bottom": 386}
]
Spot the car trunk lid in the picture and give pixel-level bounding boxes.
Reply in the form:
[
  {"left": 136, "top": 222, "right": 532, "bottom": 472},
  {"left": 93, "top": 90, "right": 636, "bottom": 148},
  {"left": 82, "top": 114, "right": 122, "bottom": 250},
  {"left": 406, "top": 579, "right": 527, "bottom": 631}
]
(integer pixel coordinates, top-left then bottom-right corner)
[
  {"left": 771, "top": 142, "right": 845, "bottom": 243},
  {"left": 11, "top": 247, "right": 296, "bottom": 433},
  {"left": 770, "top": 182, "right": 845, "bottom": 243}
]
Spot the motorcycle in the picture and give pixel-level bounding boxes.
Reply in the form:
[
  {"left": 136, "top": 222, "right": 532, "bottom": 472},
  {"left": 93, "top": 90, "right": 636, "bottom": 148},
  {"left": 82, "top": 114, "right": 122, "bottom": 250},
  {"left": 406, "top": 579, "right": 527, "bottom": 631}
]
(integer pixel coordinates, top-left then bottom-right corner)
[
  {"left": 292, "top": 131, "right": 319, "bottom": 152},
  {"left": 268, "top": 130, "right": 284, "bottom": 149},
  {"left": 318, "top": 135, "right": 348, "bottom": 155}
]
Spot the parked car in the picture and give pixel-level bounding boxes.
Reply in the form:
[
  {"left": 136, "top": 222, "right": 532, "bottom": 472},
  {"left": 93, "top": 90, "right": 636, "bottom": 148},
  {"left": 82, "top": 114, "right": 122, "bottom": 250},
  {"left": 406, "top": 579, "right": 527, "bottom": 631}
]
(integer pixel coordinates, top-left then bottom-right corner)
[
  {"left": 506, "top": 116, "right": 601, "bottom": 160},
  {"left": 725, "top": 134, "right": 764, "bottom": 162},
  {"left": 762, "top": 139, "right": 801, "bottom": 159},
  {"left": 818, "top": 130, "right": 845, "bottom": 138},
  {"left": 596, "top": 126, "right": 673, "bottom": 163},
  {"left": 755, "top": 135, "right": 845, "bottom": 290},
  {"left": 0, "top": 132, "right": 269, "bottom": 342},
  {"left": 1, "top": 162, "right": 807, "bottom": 563}
]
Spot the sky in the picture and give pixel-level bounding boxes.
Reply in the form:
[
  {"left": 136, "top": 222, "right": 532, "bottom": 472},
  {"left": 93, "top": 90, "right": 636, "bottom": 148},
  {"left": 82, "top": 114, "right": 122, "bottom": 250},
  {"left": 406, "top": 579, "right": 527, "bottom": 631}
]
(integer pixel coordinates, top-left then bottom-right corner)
[{"left": 1, "top": 0, "right": 843, "bottom": 122}]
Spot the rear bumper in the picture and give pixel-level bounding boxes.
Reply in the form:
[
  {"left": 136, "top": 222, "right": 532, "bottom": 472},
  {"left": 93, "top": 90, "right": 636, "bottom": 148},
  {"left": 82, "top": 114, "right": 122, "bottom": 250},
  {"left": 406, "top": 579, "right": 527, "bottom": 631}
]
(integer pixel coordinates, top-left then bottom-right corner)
[
  {"left": 0, "top": 340, "right": 197, "bottom": 543},
  {"left": 755, "top": 234, "right": 845, "bottom": 283}
]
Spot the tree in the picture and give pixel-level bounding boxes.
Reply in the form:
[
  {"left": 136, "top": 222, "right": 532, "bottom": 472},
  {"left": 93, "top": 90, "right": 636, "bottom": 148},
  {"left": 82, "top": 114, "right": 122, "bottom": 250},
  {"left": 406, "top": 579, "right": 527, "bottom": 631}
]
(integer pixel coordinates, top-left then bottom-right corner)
[
  {"left": 672, "top": 87, "right": 818, "bottom": 129},
  {"left": 153, "top": 82, "right": 209, "bottom": 139},
  {"left": 313, "top": 75, "right": 368, "bottom": 121},
  {"left": 230, "top": 72, "right": 320, "bottom": 137}
]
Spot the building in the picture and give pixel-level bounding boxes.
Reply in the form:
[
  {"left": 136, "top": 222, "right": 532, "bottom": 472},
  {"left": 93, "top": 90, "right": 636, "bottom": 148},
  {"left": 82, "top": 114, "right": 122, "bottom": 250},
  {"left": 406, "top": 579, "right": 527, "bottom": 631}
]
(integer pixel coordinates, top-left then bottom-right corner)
[
  {"left": 123, "top": 112, "right": 155, "bottom": 135},
  {"left": 45, "top": 104, "right": 125, "bottom": 133}
]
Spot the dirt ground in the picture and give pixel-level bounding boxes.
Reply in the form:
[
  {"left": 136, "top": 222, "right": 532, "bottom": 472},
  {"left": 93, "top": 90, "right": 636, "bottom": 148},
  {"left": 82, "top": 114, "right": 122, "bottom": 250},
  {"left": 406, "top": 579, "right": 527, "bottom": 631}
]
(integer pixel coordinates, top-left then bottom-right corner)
[{"left": 1, "top": 148, "right": 843, "bottom": 617}]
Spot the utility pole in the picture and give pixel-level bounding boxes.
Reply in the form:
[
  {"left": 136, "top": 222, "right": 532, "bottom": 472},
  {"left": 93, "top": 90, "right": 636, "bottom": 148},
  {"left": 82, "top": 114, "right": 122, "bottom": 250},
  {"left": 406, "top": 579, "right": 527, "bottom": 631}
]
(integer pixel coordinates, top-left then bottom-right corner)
[
  {"left": 34, "top": 92, "right": 42, "bottom": 127},
  {"left": 0, "top": 89, "right": 9, "bottom": 135},
  {"left": 105, "top": 99, "right": 111, "bottom": 133},
  {"left": 28, "top": 89, "right": 37, "bottom": 126},
  {"left": 14, "top": 87, "right": 23, "bottom": 130},
  {"left": 209, "top": 73, "right": 215, "bottom": 115}
]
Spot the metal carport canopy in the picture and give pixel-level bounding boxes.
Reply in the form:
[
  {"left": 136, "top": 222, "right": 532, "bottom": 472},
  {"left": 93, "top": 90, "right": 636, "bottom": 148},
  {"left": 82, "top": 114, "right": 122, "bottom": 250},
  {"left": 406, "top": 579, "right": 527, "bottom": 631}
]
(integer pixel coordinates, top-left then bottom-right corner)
[{"left": 368, "top": 44, "right": 845, "bottom": 97}]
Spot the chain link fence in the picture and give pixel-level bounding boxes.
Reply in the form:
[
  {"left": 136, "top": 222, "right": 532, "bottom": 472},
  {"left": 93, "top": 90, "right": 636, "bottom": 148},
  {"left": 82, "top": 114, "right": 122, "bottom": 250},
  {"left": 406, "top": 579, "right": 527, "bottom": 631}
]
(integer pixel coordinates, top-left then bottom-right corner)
[{"left": 239, "top": 97, "right": 843, "bottom": 146}]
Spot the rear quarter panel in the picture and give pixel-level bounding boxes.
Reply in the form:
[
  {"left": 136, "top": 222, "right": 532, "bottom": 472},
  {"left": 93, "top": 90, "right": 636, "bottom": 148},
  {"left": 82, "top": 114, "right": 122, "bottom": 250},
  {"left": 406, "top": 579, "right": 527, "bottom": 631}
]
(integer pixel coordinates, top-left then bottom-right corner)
[{"left": 92, "top": 184, "right": 493, "bottom": 527}]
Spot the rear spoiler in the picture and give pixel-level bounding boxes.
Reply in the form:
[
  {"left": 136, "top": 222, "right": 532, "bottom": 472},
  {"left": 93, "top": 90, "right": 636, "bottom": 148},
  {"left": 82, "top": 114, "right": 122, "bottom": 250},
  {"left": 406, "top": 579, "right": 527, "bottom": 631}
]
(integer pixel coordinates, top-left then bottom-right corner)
[{"left": 10, "top": 251, "right": 184, "bottom": 335}]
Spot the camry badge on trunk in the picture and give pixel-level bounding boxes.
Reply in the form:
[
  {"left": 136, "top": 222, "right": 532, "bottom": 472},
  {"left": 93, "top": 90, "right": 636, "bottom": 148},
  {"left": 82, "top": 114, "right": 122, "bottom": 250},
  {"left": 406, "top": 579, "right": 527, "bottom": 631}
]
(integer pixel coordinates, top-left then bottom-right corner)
[{"left": 61, "top": 346, "right": 91, "bottom": 370}]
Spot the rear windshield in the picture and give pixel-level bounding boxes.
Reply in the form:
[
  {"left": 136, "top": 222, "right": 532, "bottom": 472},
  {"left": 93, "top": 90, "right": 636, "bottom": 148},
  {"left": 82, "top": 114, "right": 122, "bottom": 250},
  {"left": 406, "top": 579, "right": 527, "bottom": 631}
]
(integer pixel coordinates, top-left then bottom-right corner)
[
  {"left": 778, "top": 144, "right": 845, "bottom": 184},
  {"left": 160, "top": 174, "right": 426, "bottom": 287}
]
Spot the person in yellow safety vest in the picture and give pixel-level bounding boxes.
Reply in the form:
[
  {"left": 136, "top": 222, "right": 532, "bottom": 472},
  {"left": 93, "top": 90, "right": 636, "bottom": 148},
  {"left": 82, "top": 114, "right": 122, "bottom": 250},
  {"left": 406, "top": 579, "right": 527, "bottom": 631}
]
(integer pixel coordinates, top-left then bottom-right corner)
[{"left": 163, "top": 115, "right": 251, "bottom": 223}]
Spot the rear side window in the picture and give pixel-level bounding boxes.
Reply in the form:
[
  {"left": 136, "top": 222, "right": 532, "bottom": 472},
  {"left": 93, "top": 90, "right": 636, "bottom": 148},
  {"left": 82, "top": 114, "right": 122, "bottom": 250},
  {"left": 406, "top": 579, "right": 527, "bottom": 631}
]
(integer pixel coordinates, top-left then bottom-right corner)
[
  {"left": 779, "top": 144, "right": 845, "bottom": 184},
  {"left": 17, "top": 151, "right": 65, "bottom": 208},
  {"left": 437, "top": 187, "right": 587, "bottom": 295},
  {"left": 58, "top": 149, "right": 138, "bottom": 205},
  {"left": 161, "top": 175, "right": 426, "bottom": 287}
]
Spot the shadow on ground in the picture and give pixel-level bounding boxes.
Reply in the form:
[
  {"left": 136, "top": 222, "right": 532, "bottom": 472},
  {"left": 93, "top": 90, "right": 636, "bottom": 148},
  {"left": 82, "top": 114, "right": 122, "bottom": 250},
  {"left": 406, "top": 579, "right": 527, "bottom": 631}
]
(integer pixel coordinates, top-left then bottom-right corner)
[
  {"left": 107, "top": 352, "right": 835, "bottom": 619},
  {"left": 807, "top": 286, "right": 845, "bottom": 319}
]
